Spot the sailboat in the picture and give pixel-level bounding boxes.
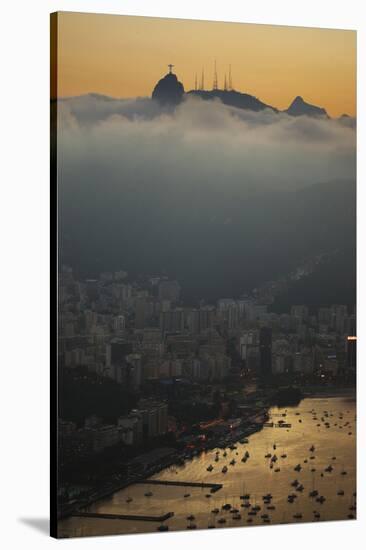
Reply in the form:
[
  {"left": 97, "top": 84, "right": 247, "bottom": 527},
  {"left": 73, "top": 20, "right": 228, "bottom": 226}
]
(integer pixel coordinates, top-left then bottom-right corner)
[
  {"left": 309, "top": 470, "right": 318, "bottom": 498},
  {"left": 239, "top": 481, "right": 250, "bottom": 500},
  {"left": 208, "top": 520, "right": 216, "bottom": 529},
  {"left": 217, "top": 517, "right": 226, "bottom": 524},
  {"left": 349, "top": 493, "right": 356, "bottom": 512}
]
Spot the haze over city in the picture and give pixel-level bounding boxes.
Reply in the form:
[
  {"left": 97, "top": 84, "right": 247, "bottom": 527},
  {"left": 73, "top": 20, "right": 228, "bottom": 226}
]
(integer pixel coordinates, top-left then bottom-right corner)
[{"left": 53, "top": 12, "right": 356, "bottom": 539}]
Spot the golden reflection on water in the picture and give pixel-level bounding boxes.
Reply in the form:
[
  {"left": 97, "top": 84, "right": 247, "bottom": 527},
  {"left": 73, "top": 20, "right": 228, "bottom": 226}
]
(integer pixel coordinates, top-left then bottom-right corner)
[{"left": 59, "top": 396, "right": 356, "bottom": 538}]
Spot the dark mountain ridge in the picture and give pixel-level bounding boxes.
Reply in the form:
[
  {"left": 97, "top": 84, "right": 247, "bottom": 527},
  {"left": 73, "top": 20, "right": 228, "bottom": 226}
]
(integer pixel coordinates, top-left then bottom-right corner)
[
  {"left": 151, "top": 69, "right": 331, "bottom": 117},
  {"left": 152, "top": 72, "right": 185, "bottom": 105},
  {"left": 56, "top": 66, "right": 354, "bottom": 120},
  {"left": 186, "top": 89, "right": 278, "bottom": 113},
  {"left": 285, "top": 95, "right": 328, "bottom": 118},
  {"left": 59, "top": 178, "right": 355, "bottom": 305}
]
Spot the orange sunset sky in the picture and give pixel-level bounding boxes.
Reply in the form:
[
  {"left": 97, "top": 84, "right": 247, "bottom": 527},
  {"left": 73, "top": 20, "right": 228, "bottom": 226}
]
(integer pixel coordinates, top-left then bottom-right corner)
[{"left": 54, "top": 12, "right": 356, "bottom": 117}]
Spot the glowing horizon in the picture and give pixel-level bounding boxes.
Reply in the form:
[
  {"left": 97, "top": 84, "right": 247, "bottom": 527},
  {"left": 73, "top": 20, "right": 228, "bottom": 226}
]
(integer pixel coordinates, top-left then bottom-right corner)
[{"left": 55, "top": 12, "right": 356, "bottom": 117}]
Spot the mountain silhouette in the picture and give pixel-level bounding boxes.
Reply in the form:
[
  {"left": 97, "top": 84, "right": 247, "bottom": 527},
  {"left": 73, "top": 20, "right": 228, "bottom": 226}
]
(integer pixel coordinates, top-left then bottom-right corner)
[
  {"left": 152, "top": 72, "right": 185, "bottom": 105},
  {"left": 150, "top": 70, "right": 335, "bottom": 117},
  {"left": 187, "top": 89, "right": 277, "bottom": 112},
  {"left": 285, "top": 95, "right": 328, "bottom": 118},
  {"left": 151, "top": 70, "right": 333, "bottom": 117}
]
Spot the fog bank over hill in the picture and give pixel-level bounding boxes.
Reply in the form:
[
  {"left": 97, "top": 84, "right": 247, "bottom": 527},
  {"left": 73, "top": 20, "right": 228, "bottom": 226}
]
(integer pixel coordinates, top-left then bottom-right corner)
[
  {"left": 58, "top": 94, "right": 356, "bottom": 191},
  {"left": 57, "top": 94, "right": 356, "bottom": 302}
]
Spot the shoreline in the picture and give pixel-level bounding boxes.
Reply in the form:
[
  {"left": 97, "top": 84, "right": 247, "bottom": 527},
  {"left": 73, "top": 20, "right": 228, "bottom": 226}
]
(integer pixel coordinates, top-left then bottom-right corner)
[
  {"left": 58, "top": 388, "right": 355, "bottom": 522},
  {"left": 58, "top": 413, "right": 268, "bottom": 520},
  {"left": 300, "top": 387, "right": 356, "bottom": 400}
]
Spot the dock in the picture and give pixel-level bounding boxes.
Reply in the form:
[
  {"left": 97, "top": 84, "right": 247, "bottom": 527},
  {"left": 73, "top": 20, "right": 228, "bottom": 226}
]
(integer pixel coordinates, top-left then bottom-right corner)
[
  {"left": 71, "top": 511, "right": 174, "bottom": 522},
  {"left": 136, "top": 479, "right": 223, "bottom": 493},
  {"left": 264, "top": 422, "right": 292, "bottom": 428}
]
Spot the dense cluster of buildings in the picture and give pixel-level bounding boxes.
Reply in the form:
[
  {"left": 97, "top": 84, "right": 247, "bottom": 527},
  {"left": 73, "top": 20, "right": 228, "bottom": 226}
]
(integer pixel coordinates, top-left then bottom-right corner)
[
  {"left": 239, "top": 304, "right": 356, "bottom": 377},
  {"left": 60, "top": 399, "right": 169, "bottom": 462},
  {"left": 58, "top": 265, "right": 356, "bottom": 462},
  {"left": 59, "top": 265, "right": 356, "bottom": 385},
  {"left": 58, "top": 267, "right": 233, "bottom": 385}
]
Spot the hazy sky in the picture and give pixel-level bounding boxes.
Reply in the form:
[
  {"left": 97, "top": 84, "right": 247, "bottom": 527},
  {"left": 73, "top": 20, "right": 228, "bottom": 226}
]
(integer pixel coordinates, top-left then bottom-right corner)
[{"left": 55, "top": 12, "right": 356, "bottom": 117}]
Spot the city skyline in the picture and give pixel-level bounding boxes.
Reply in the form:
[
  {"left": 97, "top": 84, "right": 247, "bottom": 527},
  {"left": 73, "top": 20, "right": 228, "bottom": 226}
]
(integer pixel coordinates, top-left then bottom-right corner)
[{"left": 56, "top": 12, "right": 356, "bottom": 117}]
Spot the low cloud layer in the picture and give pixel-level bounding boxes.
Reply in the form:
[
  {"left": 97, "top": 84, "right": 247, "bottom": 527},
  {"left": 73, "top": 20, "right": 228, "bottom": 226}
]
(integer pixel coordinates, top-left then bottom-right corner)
[
  {"left": 58, "top": 94, "right": 356, "bottom": 196},
  {"left": 57, "top": 94, "right": 356, "bottom": 297}
]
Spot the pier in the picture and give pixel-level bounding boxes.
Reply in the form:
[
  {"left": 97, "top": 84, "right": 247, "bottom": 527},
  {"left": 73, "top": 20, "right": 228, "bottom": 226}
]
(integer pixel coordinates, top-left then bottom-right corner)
[
  {"left": 136, "top": 479, "right": 223, "bottom": 493},
  {"left": 71, "top": 511, "right": 174, "bottom": 522},
  {"left": 264, "top": 422, "right": 292, "bottom": 428}
]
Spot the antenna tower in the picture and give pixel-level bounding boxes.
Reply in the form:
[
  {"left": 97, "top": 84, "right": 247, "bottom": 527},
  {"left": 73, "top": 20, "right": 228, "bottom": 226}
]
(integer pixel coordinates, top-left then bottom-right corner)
[{"left": 213, "top": 59, "right": 218, "bottom": 90}]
